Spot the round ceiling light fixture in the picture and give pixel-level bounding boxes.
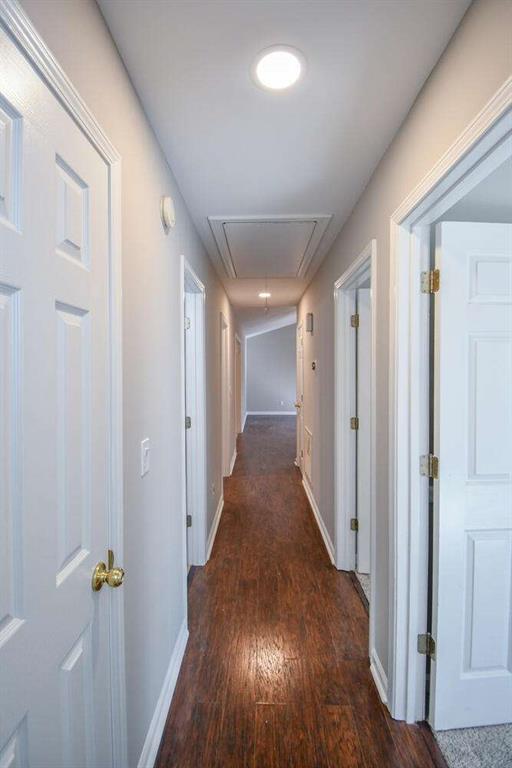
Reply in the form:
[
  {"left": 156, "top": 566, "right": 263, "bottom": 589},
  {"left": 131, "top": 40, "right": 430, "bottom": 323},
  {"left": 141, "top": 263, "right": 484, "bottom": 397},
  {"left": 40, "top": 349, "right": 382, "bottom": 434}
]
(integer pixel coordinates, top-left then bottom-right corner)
[
  {"left": 252, "top": 45, "right": 305, "bottom": 91},
  {"left": 259, "top": 291, "right": 271, "bottom": 298}
]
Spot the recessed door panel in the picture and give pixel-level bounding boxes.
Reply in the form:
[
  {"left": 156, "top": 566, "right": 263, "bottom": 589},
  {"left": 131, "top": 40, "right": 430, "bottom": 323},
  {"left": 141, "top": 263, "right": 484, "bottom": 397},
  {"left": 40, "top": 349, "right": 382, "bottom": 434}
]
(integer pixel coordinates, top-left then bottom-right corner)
[
  {"left": 0, "top": 27, "right": 114, "bottom": 767},
  {"left": 431, "top": 221, "right": 512, "bottom": 730}
]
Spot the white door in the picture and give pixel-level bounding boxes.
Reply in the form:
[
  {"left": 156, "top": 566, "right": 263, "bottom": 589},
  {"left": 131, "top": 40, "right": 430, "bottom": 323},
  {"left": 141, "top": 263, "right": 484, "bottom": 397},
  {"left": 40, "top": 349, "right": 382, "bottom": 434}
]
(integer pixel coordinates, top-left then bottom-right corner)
[
  {"left": 296, "top": 323, "right": 304, "bottom": 468},
  {"left": 184, "top": 292, "right": 194, "bottom": 563},
  {"left": 431, "top": 221, "right": 512, "bottom": 730},
  {"left": 0, "top": 29, "right": 116, "bottom": 766},
  {"left": 235, "top": 338, "right": 242, "bottom": 434},
  {"left": 220, "top": 314, "right": 230, "bottom": 476},
  {"left": 356, "top": 288, "right": 371, "bottom": 574}
]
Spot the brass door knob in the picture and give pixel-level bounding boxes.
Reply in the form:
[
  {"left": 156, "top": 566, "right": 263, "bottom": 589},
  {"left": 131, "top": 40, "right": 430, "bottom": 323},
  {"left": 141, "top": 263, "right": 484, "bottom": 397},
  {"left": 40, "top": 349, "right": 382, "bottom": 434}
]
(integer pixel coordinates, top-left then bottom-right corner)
[
  {"left": 92, "top": 549, "right": 125, "bottom": 592},
  {"left": 294, "top": 402, "right": 302, "bottom": 408}
]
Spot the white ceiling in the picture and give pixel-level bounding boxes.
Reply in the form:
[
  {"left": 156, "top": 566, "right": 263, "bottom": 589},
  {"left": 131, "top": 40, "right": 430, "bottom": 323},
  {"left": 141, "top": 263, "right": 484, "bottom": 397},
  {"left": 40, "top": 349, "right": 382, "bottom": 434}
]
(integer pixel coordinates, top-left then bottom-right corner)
[{"left": 98, "top": 0, "right": 471, "bottom": 309}]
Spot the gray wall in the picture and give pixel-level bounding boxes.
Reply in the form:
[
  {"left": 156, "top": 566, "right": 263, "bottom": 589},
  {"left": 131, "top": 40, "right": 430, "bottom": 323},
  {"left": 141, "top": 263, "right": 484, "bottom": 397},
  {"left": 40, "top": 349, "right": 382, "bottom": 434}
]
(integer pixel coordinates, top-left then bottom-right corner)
[
  {"left": 298, "top": 0, "right": 512, "bottom": 681},
  {"left": 246, "top": 324, "right": 296, "bottom": 413},
  {"left": 18, "top": 1, "right": 237, "bottom": 764}
]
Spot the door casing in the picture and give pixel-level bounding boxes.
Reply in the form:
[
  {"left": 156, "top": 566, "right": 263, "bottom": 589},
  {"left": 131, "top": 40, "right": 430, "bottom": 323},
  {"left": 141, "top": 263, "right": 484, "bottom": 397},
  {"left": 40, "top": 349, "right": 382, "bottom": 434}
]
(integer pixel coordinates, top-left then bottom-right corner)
[
  {"left": 388, "top": 78, "right": 512, "bottom": 723},
  {"left": 182, "top": 258, "right": 207, "bottom": 566},
  {"left": 334, "top": 240, "right": 378, "bottom": 690},
  {"left": 220, "top": 312, "right": 231, "bottom": 476},
  {"left": 0, "top": 1, "right": 127, "bottom": 763}
]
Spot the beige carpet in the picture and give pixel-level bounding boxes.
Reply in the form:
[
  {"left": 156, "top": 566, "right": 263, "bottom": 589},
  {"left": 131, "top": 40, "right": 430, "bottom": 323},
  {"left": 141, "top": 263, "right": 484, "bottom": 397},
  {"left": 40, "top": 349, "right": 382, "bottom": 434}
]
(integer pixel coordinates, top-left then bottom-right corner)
[{"left": 434, "top": 724, "right": 512, "bottom": 768}]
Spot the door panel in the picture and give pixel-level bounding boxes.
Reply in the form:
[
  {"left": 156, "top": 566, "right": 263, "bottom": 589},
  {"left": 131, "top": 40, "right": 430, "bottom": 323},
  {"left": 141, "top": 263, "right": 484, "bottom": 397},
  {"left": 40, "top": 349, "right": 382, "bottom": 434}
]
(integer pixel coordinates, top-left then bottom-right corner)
[
  {"left": 0, "top": 29, "right": 113, "bottom": 766},
  {"left": 431, "top": 221, "right": 512, "bottom": 730}
]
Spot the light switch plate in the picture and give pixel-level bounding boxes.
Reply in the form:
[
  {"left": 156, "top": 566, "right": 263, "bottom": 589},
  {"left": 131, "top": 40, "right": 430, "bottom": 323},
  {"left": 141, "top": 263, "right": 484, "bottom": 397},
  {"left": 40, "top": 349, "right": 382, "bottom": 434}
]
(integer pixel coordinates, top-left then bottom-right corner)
[{"left": 140, "top": 438, "right": 150, "bottom": 477}]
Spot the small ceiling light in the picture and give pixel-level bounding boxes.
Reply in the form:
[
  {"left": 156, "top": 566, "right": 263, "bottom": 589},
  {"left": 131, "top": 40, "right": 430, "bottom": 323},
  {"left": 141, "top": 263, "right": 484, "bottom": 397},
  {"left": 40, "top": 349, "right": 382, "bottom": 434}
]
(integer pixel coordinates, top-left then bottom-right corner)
[
  {"left": 259, "top": 292, "right": 271, "bottom": 298},
  {"left": 252, "top": 45, "right": 305, "bottom": 91}
]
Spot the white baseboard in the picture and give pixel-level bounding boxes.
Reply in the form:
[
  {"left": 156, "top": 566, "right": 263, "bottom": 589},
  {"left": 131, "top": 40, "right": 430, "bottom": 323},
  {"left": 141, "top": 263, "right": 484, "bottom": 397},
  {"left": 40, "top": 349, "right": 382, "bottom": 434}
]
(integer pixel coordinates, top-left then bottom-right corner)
[
  {"left": 370, "top": 647, "right": 388, "bottom": 704},
  {"left": 229, "top": 448, "right": 237, "bottom": 475},
  {"left": 301, "top": 477, "right": 335, "bottom": 565},
  {"left": 137, "top": 618, "right": 189, "bottom": 768},
  {"left": 206, "top": 494, "right": 224, "bottom": 560},
  {"left": 246, "top": 410, "right": 296, "bottom": 416},
  {"left": 241, "top": 411, "right": 247, "bottom": 432}
]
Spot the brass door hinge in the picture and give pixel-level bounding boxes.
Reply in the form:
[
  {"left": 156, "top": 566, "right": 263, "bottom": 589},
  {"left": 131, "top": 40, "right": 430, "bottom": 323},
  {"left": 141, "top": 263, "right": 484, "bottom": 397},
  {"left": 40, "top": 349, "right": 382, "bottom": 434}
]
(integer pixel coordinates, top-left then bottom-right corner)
[
  {"left": 185, "top": 416, "right": 192, "bottom": 429},
  {"left": 420, "top": 454, "right": 439, "bottom": 479},
  {"left": 186, "top": 514, "right": 192, "bottom": 528},
  {"left": 350, "top": 518, "right": 359, "bottom": 532},
  {"left": 350, "top": 416, "right": 359, "bottom": 430},
  {"left": 350, "top": 313, "right": 360, "bottom": 328},
  {"left": 420, "top": 268, "right": 440, "bottom": 294},
  {"left": 417, "top": 632, "right": 436, "bottom": 659}
]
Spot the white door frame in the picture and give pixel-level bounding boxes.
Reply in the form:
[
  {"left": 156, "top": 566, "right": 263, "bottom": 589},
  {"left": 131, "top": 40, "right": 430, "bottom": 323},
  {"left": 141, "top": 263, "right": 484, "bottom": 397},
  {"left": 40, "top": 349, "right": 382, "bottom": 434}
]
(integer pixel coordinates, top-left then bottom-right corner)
[
  {"left": 181, "top": 257, "right": 207, "bottom": 565},
  {"left": 234, "top": 334, "right": 242, "bottom": 434},
  {"left": 334, "top": 240, "right": 378, "bottom": 678},
  {"left": 0, "top": 2, "right": 127, "bottom": 763},
  {"left": 220, "top": 312, "right": 231, "bottom": 476},
  {"left": 388, "top": 77, "right": 512, "bottom": 723},
  {"left": 295, "top": 321, "right": 304, "bottom": 469}
]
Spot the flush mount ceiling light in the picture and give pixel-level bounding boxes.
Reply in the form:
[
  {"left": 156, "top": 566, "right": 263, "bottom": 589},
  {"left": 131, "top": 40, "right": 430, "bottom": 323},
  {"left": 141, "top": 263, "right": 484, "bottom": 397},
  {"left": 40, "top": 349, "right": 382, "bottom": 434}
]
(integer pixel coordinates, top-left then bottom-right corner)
[
  {"left": 259, "top": 291, "right": 271, "bottom": 298},
  {"left": 252, "top": 45, "right": 305, "bottom": 91}
]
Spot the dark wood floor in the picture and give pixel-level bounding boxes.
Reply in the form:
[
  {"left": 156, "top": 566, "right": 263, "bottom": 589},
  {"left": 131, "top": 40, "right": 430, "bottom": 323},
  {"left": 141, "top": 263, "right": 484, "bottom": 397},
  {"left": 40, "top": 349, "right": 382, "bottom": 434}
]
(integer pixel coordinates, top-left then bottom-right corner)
[{"left": 156, "top": 416, "right": 445, "bottom": 767}]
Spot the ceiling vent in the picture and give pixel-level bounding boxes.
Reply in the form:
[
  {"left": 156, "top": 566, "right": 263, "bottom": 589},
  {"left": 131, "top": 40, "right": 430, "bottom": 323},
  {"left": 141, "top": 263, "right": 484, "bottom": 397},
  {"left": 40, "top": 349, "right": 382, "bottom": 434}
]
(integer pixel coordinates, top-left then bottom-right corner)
[{"left": 208, "top": 215, "right": 332, "bottom": 279}]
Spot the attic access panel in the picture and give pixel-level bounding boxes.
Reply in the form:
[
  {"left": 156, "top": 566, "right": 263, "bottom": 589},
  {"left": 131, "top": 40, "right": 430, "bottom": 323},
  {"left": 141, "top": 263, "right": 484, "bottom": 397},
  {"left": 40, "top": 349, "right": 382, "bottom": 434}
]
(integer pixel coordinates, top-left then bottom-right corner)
[{"left": 208, "top": 215, "right": 332, "bottom": 279}]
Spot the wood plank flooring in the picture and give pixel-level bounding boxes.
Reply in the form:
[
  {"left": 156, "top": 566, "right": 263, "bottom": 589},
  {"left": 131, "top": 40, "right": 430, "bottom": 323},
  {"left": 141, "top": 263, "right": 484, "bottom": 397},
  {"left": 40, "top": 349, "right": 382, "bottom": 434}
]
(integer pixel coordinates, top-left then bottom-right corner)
[{"left": 156, "top": 416, "right": 444, "bottom": 767}]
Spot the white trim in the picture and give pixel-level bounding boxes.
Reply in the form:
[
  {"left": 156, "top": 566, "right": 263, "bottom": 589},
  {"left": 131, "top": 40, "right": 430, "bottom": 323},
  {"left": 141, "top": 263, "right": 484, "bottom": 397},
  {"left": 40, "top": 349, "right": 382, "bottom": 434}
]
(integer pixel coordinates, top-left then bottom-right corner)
[
  {"left": 220, "top": 312, "right": 231, "bottom": 477},
  {"left": 388, "top": 78, "right": 512, "bottom": 723},
  {"left": 208, "top": 214, "right": 332, "bottom": 280},
  {"left": 333, "top": 240, "right": 378, "bottom": 673},
  {"left": 206, "top": 495, "right": 224, "bottom": 561},
  {"left": 229, "top": 448, "right": 237, "bottom": 476},
  {"left": 0, "top": 3, "right": 127, "bottom": 763},
  {"left": 241, "top": 412, "right": 248, "bottom": 432},
  {"left": 182, "top": 257, "right": 208, "bottom": 566},
  {"left": 302, "top": 476, "right": 335, "bottom": 565},
  {"left": 370, "top": 648, "right": 389, "bottom": 705},
  {"left": 246, "top": 410, "right": 296, "bottom": 416},
  {"left": 136, "top": 620, "right": 189, "bottom": 768}
]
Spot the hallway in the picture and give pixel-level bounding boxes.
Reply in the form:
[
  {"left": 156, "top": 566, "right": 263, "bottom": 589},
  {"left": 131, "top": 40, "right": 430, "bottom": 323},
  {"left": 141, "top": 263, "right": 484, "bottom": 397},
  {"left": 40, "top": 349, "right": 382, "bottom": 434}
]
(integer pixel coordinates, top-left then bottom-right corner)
[{"left": 156, "top": 417, "right": 444, "bottom": 767}]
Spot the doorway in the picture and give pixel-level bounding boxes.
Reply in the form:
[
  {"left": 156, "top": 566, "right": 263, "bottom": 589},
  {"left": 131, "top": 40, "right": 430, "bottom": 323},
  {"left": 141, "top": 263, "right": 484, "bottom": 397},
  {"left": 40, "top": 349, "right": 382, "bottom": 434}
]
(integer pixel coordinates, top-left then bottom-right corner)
[
  {"left": 295, "top": 322, "right": 304, "bottom": 468},
  {"left": 234, "top": 335, "right": 242, "bottom": 434},
  {"left": 183, "top": 260, "right": 207, "bottom": 566},
  {"left": 334, "top": 240, "right": 378, "bottom": 679},
  {"left": 220, "top": 312, "right": 232, "bottom": 476},
  {"left": 389, "top": 87, "right": 512, "bottom": 730}
]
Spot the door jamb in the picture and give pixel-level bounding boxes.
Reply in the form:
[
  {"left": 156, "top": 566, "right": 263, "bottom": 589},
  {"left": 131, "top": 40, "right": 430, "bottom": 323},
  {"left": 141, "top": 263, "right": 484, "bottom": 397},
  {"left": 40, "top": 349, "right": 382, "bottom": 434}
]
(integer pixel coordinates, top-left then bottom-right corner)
[
  {"left": 0, "top": 3, "right": 128, "bottom": 763},
  {"left": 388, "top": 78, "right": 512, "bottom": 723},
  {"left": 334, "top": 240, "right": 378, "bottom": 681},
  {"left": 181, "top": 258, "right": 207, "bottom": 565}
]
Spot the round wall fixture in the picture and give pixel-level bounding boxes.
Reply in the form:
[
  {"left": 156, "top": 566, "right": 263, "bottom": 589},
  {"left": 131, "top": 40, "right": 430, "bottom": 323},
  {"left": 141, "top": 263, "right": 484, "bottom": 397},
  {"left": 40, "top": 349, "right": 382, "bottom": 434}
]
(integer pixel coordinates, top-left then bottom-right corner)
[
  {"left": 160, "top": 195, "right": 176, "bottom": 232},
  {"left": 251, "top": 45, "right": 305, "bottom": 91}
]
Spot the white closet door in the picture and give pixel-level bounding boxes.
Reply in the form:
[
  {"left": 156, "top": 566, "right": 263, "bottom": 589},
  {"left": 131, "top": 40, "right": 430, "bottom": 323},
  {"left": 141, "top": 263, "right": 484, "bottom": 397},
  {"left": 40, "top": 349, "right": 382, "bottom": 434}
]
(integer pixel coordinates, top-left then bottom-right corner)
[
  {"left": 0, "top": 27, "right": 114, "bottom": 766},
  {"left": 431, "top": 221, "right": 512, "bottom": 730}
]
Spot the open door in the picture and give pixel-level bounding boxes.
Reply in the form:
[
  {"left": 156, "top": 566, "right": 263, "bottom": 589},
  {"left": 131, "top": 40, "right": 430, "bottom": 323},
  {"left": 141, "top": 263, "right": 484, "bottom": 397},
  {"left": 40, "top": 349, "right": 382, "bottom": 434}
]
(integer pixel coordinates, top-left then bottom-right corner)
[
  {"left": 356, "top": 288, "right": 371, "bottom": 575},
  {"left": 430, "top": 222, "right": 512, "bottom": 729},
  {"left": 296, "top": 322, "right": 304, "bottom": 468}
]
